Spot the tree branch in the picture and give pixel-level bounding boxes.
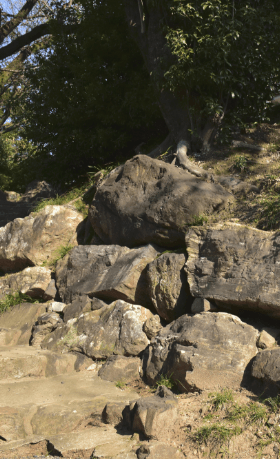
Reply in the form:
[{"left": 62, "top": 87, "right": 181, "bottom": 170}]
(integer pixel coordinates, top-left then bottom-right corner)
[
  {"left": 0, "top": 22, "right": 49, "bottom": 60},
  {"left": 0, "top": 0, "right": 39, "bottom": 45}
]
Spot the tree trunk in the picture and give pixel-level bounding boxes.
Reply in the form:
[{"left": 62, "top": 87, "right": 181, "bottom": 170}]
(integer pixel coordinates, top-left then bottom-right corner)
[{"left": 124, "top": 0, "right": 191, "bottom": 144}]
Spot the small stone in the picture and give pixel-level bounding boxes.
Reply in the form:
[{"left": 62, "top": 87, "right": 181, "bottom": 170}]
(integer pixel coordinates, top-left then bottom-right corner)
[
  {"left": 258, "top": 331, "right": 275, "bottom": 349},
  {"left": 143, "top": 315, "right": 162, "bottom": 339}
]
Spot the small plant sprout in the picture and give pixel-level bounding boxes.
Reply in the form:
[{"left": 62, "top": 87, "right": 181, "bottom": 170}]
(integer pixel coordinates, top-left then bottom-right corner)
[
  {"left": 115, "top": 380, "right": 126, "bottom": 389},
  {"left": 234, "top": 155, "right": 248, "bottom": 172}
]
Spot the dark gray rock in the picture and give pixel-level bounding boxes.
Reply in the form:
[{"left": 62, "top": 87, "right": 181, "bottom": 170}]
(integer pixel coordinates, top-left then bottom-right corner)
[
  {"left": 89, "top": 155, "right": 234, "bottom": 248},
  {"left": 146, "top": 252, "right": 192, "bottom": 322},
  {"left": 127, "top": 385, "right": 178, "bottom": 441},
  {"left": 98, "top": 355, "right": 141, "bottom": 383},
  {"left": 185, "top": 223, "right": 280, "bottom": 319},
  {"left": 144, "top": 312, "right": 258, "bottom": 392},
  {"left": 21, "top": 180, "right": 55, "bottom": 203},
  {"left": 191, "top": 298, "right": 218, "bottom": 314},
  {"left": 41, "top": 300, "right": 153, "bottom": 359},
  {"left": 56, "top": 244, "right": 160, "bottom": 308},
  {"left": 251, "top": 348, "right": 280, "bottom": 391},
  {"left": 102, "top": 402, "right": 128, "bottom": 426}
]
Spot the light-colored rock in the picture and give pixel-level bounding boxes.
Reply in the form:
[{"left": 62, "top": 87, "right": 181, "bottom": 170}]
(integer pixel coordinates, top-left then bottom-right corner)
[
  {"left": 0, "top": 303, "right": 46, "bottom": 346},
  {"left": 89, "top": 155, "right": 234, "bottom": 248},
  {"left": 0, "top": 266, "right": 55, "bottom": 301},
  {"left": 128, "top": 386, "right": 179, "bottom": 442},
  {"left": 257, "top": 330, "right": 277, "bottom": 349},
  {"left": 143, "top": 315, "right": 162, "bottom": 339},
  {"left": 191, "top": 298, "right": 218, "bottom": 314},
  {"left": 185, "top": 223, "right": 280, "bottom": 319},
  {"left": 31, "top": 312, "right": 62, "bottom": 346},
  {"left": 0, "top": 205, "right": 83, "bottom": 273},
  {"left": 98, "top": 355, "right": 141, "bottom": 383},
  {"left": 137, "top": 441, "right": 183, "bottom": 459},
  {"left": 145, "top": 312, "right": 258, "bottom": 392},
  {"left": 47, "top": 301, "right": 66, "bottom": 313},
  {"left": 41, "top": 300, "right": 153, "bottom": 359},
  {"left": 0, "top": 345, "right": 91, "bottom": 380},
  {"left": 55, "top": 244, "right": 160, "bottom": 308},
  {"left": 48, "top": 426, "right": 138, "bottom": 458},
  {"left": 146, "top": 252, "right": 192, "bottom": 322}
]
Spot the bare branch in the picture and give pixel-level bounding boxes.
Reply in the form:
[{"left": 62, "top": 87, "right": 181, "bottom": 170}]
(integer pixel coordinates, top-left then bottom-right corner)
[{"left": 0, "top": 0, "right": 40, "bottom": 45}]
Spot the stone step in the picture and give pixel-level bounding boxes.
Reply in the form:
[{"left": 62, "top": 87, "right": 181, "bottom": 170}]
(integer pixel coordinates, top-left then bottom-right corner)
[
  {"left": 0, "top": 368, "right": 139, "bottom": 447},
  {"left": 0, "top": 345, "right": 92, "bottom": 380},
  {"left": 0, "top": 426, "right": 138, "bottom": 458}
]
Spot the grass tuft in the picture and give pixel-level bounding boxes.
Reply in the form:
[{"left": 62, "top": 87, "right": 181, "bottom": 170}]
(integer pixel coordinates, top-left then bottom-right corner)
[{"left": 208, "top": 389, "right": 234, "bottom": 411}]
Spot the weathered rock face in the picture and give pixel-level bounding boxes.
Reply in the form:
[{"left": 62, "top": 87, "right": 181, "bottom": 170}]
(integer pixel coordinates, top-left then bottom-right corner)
[
  {"left": 56, "top": 244, "right": 160, "bottom": 307},
  {"left": 146, "top": 252, "right": 192, "bottom": 322},
  {"left": 41, "top": 300, "right": 153, "bottom": 359},
  {"left": 0, "top": 267, "right": 56, "bottom": 301},
  {"left": 0, "top": 205, "right": 83, "bottom": 273},
  {"left": 31, "top": 312, "right": 63, "bottom": 346},
  {"left": 0, "top": 303, "right": 47, "bottom": 346},
  {"left": 251, "top": 348, "right": 280, "bottom": 392},
  {"left": 128, "top": 386, "right": 179, "bottom": 441},
  {"left": 89, "top": 155, "right": 234, "bottom": 248},
  {"left": 98, "top": 355, "right": 141, "bottom": 383},
  {"left": 144, "top": 312, "right": 258, "bottom": 392},
  {"left": 185, "top": 223, "right": 280, "bottom": 318}
]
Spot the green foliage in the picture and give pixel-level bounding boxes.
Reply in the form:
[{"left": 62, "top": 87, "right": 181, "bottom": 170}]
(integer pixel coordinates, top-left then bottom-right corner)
[
  {"left": 13, "top": 0, "right": 166, "bottom": 186},
  {"left": 234, "top": 155, "right": 248, "bottom": 172},
  {"left": 191, "top": 214, "right": 208, "bottom": 226},
  {"left": 33, "top": 183, "right": 90, "bottom": 213},
  {"left": 208, "top": 389, "right": 234, "bottom": 411},
  {"left": 155, "top": 373, "right": 174, "bottom": 390},
  {"left": 0, "top": 291, "right": 42, "bottom": 314},
  {"left": 115, "top": 380, "right": 126, "bottom": 389},
  {"left": 43, "top": 244, "right": 74, "bottom": 269},
  {"left": 157, "top": 0, "right": 280, "bottom": 146}
]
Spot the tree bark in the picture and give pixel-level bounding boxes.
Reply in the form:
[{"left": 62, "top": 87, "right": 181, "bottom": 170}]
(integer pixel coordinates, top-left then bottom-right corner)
[{"left": 123, "top": 0, "right": 191, "bottom": 144}]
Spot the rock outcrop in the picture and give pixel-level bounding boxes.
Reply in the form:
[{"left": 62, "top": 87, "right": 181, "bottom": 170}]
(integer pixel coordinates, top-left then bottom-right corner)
[
  {"left": 41, "top": 300, "right": 153, "bottom": 359},
  {"left": 185, "top": 223, "right": 280, "bottom": 318},
  {"left": 89, "top": 155, "right": 234, "bottom": 248},
  {"left": 144, "top": 312, "right": 258, "bottom": 392},
  {"left": 0, "top": 205, "right": 83, "bottom": 273},
  {"left": 55, "top": 244, "right": 160, "bottom": 308},
  {"left": 0, "top": 266, "right": 56, "bottom": 301},
  {"left": 146, "top": 252, "right": 192, "bottom": 322}
]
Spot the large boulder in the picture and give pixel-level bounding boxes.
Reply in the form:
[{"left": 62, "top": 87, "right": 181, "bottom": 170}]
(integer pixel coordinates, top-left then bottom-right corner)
[
  {"left": 41, "top": 300, "right": 153, "bottom": 359},
  {"left": 144, "top": 312, "right": 258, "bottom": 392},
  {"left": 89, "top": 155, "right": 234, "bottom": 248},
  {"left": 56, "top": 244, "right": 160, "bottom": 308},
  {"left": 146, "top": 252, "right": 192, "bottom": 322},
  {"left": 98, "top": 355, "right": 141, "bottom": 383},
  {"left": 0, "top": 266, "right": 56, "bottom": 301},
  {"left": 185, "top": 223, "right": 280, "bottom": 318},
  {"left": 0, "top": 205, "right": 83, "bottom": 273}
]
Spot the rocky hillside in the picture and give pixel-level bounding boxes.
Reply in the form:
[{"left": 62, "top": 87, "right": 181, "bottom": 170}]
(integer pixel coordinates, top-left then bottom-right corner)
[{"left": 1, "top": 136, "right": 280, "bottom": 458}]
